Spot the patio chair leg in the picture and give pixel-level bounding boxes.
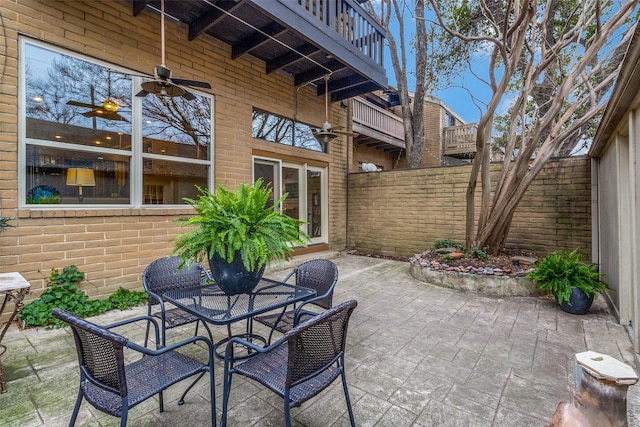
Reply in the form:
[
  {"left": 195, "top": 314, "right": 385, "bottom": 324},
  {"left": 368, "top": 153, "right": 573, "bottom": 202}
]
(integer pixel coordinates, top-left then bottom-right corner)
[
  {"left": 221, "top": 369, "right": 234, "bottom": 427},
  {"left": 143, "top": 310, "right": 152, "bottom": 347},
  {"left": 341, "top": 370, "right": 356, "bottom": 427},
  {"left": 159, "top": 390, "right": 164, "bottom": 412},
  {"left": 209, "top": 368, "right": 216, "bottom": 427},
  {"left": 284, "top": 400, "right": 292, "bottom": 427},
  {"left": 178, "top": 371, "right": 206, "bottom": 405},
  {"left": 69, "top": 388, "right": 83, "bottom": 427},
  {"left": 119, "top": 396, "right": 129, "bottom": 426}
]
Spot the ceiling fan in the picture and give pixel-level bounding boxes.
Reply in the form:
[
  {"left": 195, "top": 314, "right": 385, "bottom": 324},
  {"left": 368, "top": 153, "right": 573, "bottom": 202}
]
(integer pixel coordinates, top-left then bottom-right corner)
[
  {"left": 66, "top": 70, "right": 128, "bottom": 122},
  {"left": 312, "top": 75, "right": 358, "bottom": 144},
  {"left": 136, "top": 0, "right": 211, "bottom": 100}
]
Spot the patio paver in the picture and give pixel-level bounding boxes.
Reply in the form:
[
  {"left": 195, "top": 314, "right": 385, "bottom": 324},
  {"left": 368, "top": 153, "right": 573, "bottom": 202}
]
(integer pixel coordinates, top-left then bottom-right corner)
[{"left": 0, "top": 252, "right": 638, "bottom": 426}]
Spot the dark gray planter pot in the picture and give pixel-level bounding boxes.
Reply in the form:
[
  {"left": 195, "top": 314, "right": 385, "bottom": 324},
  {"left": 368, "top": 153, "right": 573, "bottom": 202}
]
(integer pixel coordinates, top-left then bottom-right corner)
[
  {"left": 558, "top": 286, "right": 594, "bottom": 315},
  {"left": 209, "top": 252, "right": 265, "bottom": 295}
]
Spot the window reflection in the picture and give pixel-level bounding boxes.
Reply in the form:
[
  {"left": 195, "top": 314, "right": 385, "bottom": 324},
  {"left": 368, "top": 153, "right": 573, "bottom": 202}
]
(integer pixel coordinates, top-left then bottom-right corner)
[
  {"left": 22, "top": 41, "right": 213, "bottom": 206},
  {"left": 252, "top": 108, "right": 326, "bottom": 153},
  {"left": 25, "top": 44, "right": 132, "bottom": 147},
  {"left": 142, "top": 94, "right": 211, "bottom": 160}
]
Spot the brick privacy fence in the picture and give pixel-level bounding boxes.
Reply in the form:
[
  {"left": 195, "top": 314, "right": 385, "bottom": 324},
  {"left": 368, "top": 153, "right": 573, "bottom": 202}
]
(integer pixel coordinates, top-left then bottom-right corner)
[{"left": 347, "top": 156, "right": 591, "bottom": 257}]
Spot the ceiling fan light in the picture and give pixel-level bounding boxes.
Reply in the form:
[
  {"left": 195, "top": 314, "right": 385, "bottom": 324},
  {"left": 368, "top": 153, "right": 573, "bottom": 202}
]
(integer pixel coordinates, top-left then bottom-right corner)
[
  {"left": 102, "top": 98, "right": 119, "bottom": 112},
  {"left": 141, "top": 80, "right": 185, "bottom": 97},
  {"left": 313, "top": 129, "right": 338, "bottom": 144}
]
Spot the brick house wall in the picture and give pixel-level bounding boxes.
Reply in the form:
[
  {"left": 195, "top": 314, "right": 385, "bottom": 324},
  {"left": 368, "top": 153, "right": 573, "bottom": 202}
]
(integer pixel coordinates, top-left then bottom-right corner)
[
  {"left": 347, "top": 156, "right": 592, "bottom": 257},
  {"left": 0, "top": 0, "right": 346, "bottom": 302},
  {"left": 421, "top": 98, "right": 446, "bottom": 167}
]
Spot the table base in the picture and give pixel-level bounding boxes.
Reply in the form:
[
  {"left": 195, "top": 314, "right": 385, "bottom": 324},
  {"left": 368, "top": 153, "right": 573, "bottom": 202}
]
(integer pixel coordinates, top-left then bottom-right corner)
[
  {"left": 0, "top": 287, "right": 30, "bottom": 393},
  {"left": 214, "top": 333, "right": 267, "bottom": 360}
]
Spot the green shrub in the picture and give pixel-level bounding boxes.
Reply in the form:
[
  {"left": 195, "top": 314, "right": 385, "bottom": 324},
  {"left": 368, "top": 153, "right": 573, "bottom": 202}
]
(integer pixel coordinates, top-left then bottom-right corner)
[
  {"left": 435, "top": 239, "right": 455, "bottom": 249},
  {"left": 527, "top": 248, "right": 609, "bottom": 305},
  {"left": 20, "top": 266, "right": 148, "bottom": 328},
  {"left": 466, "top": 247, "right": 490, "bottom": 260},
  {"left": 107, "top": 287, "right": 148, "bottom": 310}
]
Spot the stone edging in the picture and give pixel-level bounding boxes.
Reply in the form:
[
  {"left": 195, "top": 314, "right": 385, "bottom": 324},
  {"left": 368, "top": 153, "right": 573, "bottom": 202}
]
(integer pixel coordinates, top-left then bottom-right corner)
[{"left": 409, "top": 262, "right": 546, "bottom": 297}]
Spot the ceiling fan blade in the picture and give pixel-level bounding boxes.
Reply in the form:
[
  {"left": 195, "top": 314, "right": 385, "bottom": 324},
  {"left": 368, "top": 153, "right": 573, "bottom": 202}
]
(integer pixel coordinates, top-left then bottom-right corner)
[
  {"left": 80, "top": 109, "right": 128, "bottom": 122},
  {"left": 181, "top": 89, "right": 196, "bottom": 101},
  {"left": 136, "top": 89, "right": 149, "bottom": 97},
  {"left": 171, "top": 78, "right": 211, "bottom": 89},
  {"left": 81, "top": 110, "right": 99, "bottom": 118},
  {"left": 104, "top": 112, "right": 128, "bottom": 122},
  {"left": 67, "top": 100, "right": 99, "bottom": 109}
]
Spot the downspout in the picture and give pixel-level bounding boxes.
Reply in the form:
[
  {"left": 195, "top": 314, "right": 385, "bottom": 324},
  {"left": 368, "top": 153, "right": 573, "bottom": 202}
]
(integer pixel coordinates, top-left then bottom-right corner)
[
  {"left": 591, "top": 156, "right": 599, "bottom": 266},
  {"left": 630, "top": 109, "right": 640, "bottom": 356},
  {"left": 345, "top": 99, "right": 351, "bottom": 249}
]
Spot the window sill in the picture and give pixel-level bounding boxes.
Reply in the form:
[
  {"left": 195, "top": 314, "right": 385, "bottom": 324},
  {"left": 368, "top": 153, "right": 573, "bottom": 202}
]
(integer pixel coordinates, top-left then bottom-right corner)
[{"left": 18, "top": 206, "right": 195, "bottom": 218}]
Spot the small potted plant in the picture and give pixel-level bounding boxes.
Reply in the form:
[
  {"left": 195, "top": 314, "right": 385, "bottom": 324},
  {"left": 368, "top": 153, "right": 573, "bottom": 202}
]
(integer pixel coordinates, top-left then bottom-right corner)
[
  {"left": 172, "top": 179, "right": 310, "bottom": 295},
  {"left": 528, "top": 248, "right": 609, "bottom": 314}
]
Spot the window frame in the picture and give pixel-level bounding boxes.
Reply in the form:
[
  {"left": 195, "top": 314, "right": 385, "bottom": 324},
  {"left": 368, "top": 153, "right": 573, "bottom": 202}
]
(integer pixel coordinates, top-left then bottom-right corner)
[{"left": 18, "top": 37, "right": 215, "bottom": 209}]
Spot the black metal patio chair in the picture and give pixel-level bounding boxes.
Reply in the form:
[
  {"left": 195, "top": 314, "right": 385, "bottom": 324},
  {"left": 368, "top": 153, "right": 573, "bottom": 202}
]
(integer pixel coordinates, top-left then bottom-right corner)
[
  {"left": 253, "top": 259, "right": 338, "bottom": 343},
  {"left": 143, "top": 256, "right": 214, "bottom": 346},
  {"left": 52, "top": 308, "right": 216, "bottom": 427},
  {"left": 221, "top": 299, "right": 358, "bottom": 427}
]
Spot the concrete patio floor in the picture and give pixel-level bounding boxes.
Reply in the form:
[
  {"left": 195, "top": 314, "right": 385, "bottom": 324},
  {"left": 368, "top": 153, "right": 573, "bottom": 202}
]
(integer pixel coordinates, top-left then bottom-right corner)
[{"left": 1, "top": 252, "right": 639, "bottom": 427}]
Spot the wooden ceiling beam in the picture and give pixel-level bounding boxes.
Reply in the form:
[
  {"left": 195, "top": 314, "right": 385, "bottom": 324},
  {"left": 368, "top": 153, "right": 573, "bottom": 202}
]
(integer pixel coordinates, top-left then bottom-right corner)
[
  {"left": 266, "top": 43, "right": 319, "bottom": 74},
  {"left": 293, "top": 60, "right": 345, "bottom": 86},
  {"left": 232, "top": 22, "right": 287, "bottom": 59},
  {"left": 132, "top": 0, "right": 149, "bottom": 17},
  {"left": 188, "top": 2, "right": 242, "bottom": 41}
]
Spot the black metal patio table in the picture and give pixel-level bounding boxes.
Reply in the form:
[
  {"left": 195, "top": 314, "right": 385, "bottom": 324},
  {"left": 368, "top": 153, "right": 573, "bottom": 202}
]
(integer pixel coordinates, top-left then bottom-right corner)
[{"left": 162, "top": 277, "right": 316, "bottom": 358}]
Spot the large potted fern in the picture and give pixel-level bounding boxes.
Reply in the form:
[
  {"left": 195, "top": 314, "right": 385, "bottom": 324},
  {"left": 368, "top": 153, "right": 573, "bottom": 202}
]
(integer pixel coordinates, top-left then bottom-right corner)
[
  {"left": 173, "top": 179, "right": 310, "bottom": 295},
  {"left": 528, "top": 248, "right": 609, "bottom": 314}
]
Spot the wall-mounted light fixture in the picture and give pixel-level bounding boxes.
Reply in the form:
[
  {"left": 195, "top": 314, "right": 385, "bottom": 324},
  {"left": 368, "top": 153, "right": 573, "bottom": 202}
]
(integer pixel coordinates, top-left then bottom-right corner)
[{"left": 66, "top": 168, "right": 95, "bottom": 203}]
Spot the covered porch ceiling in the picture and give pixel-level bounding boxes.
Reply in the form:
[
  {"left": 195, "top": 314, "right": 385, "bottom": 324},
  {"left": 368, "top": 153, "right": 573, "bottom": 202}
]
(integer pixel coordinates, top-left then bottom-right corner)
[{"left": 124, "top": 0, "right": 389, "bottom": 102}]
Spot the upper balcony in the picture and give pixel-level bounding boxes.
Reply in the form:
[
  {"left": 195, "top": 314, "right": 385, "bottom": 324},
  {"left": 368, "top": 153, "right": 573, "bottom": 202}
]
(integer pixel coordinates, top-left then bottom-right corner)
[
  {"left": 352, "top": 97, "right": 405, "bottom": 155},
  {"left": 443, "top": 124, "right": 477, "bottom": 158},
  {"left": 126, "top": 0, "right": 388, "bottom": 101}
]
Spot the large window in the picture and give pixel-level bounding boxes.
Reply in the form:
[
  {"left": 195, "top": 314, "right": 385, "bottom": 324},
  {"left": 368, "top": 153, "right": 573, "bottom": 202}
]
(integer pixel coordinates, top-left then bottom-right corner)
[
  {"left": 21, "top": 39, "right": 212, "bottom": 207},
  {"left": 252, "top": 108, "right": 326, "bottom": 153}
]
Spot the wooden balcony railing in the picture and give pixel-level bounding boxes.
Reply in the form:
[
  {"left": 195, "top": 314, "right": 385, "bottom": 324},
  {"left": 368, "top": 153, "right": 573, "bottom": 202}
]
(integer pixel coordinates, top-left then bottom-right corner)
[
  {"left": 289, "top": 0, "right": 385, "bottom": 67},
  {"left": 443, "top": 124, "right": 477, "bottom": 157},
  {"left": 352, "top": 97, "right": 404, "bottom": 141}
]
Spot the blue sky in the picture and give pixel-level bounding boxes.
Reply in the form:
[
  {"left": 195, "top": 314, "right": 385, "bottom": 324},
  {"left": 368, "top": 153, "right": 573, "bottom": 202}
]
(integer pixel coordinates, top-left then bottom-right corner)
[{"left": 379, "top": 3, "right": 493, "bottom": 125}]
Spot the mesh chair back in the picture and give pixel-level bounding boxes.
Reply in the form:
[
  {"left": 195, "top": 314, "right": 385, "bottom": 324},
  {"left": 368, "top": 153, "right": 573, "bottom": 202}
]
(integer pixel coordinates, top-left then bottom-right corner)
[
  {"left": 52, "top": 308, "right": 128, "bottom": 397},
  {"left": 294, "top": 259, "right": 338, "bottom": 310},
  {"left": 285, "top": 300, "right": 356, "bottom": 387},
  {"left": 143, "top": 256, "right": 208, "bottom": 305}
]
